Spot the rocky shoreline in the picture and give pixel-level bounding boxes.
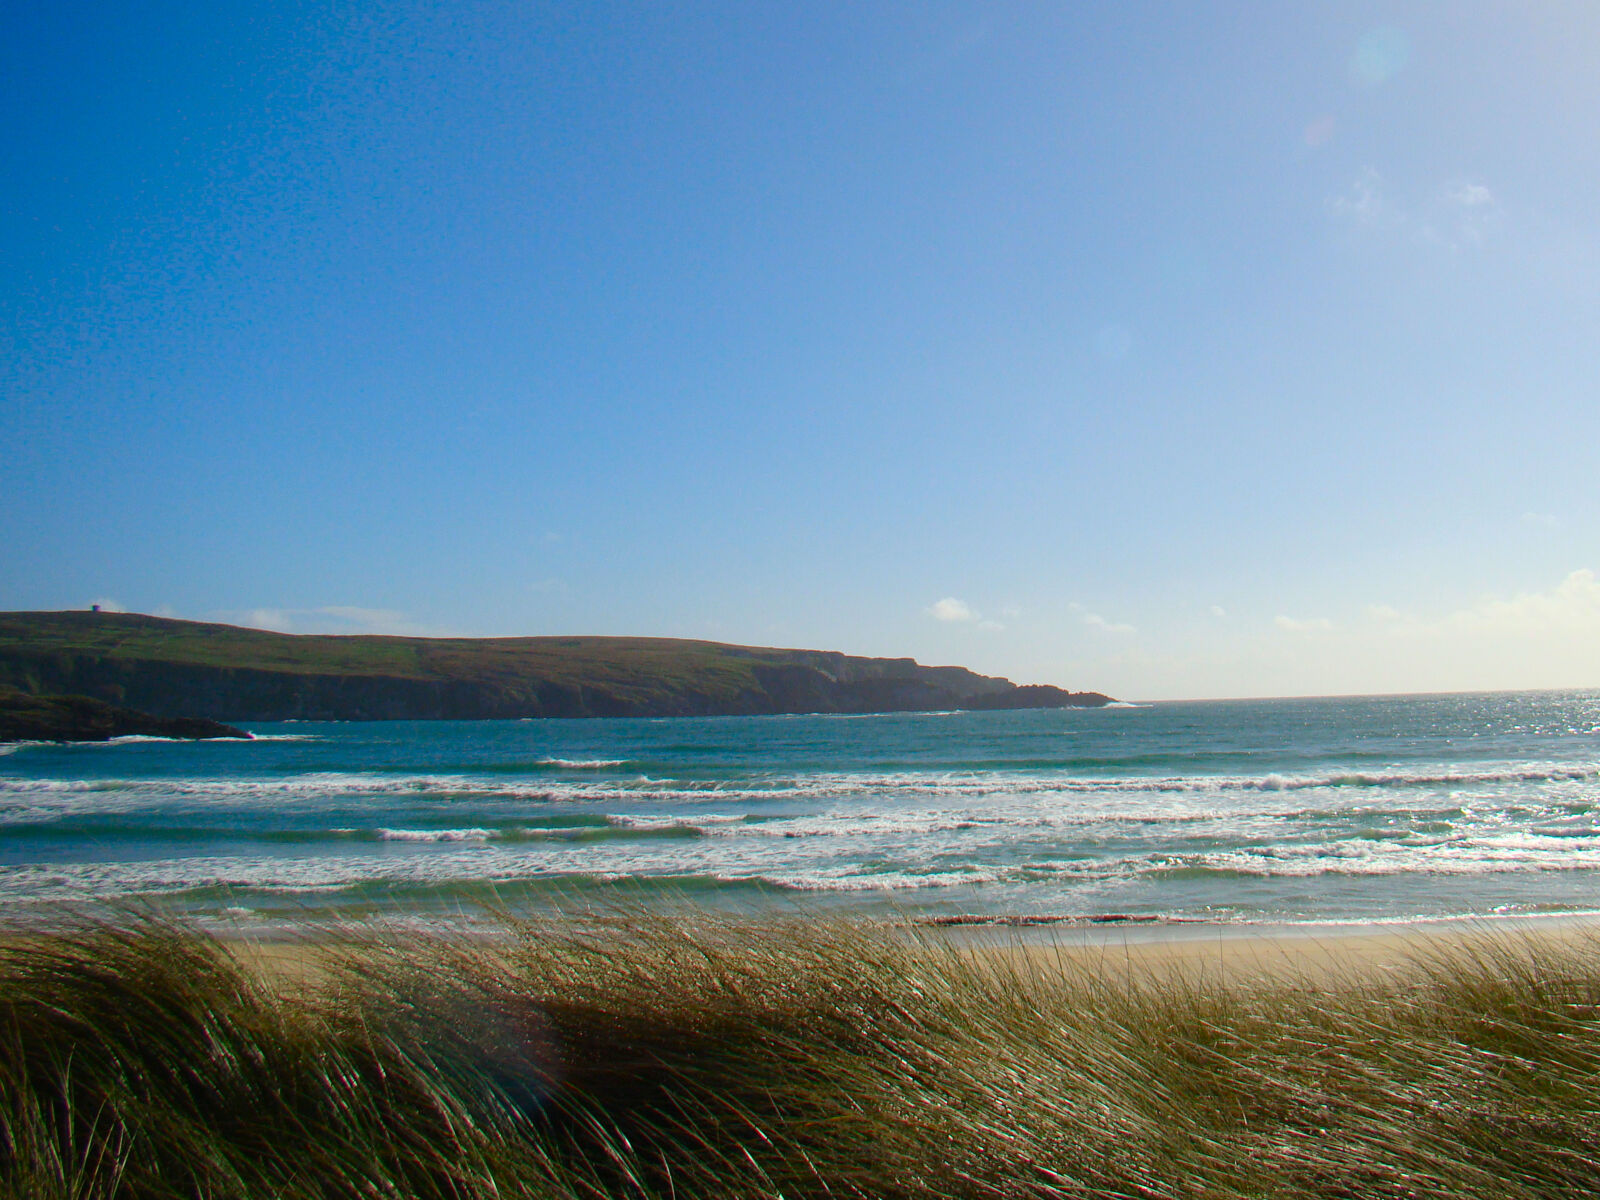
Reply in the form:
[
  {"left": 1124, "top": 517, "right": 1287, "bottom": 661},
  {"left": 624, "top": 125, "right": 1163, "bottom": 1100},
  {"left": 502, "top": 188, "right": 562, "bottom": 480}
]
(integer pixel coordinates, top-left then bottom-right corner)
[{"left": 0, "top": 689, "right": 250, "bottom": 743}]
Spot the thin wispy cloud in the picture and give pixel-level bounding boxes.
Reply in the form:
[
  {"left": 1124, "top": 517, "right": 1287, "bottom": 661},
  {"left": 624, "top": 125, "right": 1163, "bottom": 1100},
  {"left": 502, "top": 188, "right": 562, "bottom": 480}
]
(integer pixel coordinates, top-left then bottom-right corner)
[
  {"left": 1423, "top": 180, "right": 1498, "bottom": 249},
  {"left": 1068, "top": 602, "right": 1135, "bottom": 635},
  {"left": 1330, "top": 169, "right": 1499, "bottom": 251},
  {"left": 1292, "top": 572, "right": 1600, "bottom": 644},
  {"left": 1275, "top": 615, "right": 1334, "bottom": 633},
  {"left": 221, "top": 607, "right": 443, "bottom": 636},
  {"left": 314, "top": 607, "right": 437, "bottom": 636},
  {"left": 1328, "top": 167, "right": 1385, "bottom": 226},
  {"left": 240, "top": 608, "right": 294, "bottom": 632},
  {"left": 1082, "top": 612, "right": 1136, "bottom": 635},
  {"left": 1448, "top": 183, "right": 1493, "bottom": 208}
]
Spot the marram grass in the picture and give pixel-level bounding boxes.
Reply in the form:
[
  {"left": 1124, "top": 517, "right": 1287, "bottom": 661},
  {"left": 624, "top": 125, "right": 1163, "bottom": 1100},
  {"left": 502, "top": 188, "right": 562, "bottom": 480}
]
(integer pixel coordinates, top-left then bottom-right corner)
[{"left": 4, "top": 913, "right": 1600, "bottom": 1198}]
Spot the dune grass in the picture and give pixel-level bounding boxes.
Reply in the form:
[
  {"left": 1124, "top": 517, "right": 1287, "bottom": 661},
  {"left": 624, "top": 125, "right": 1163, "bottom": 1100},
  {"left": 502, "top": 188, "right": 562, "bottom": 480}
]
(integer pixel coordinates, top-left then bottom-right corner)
[{"left": 3, "top": 913, "right": 1600, "bottom": 1198}]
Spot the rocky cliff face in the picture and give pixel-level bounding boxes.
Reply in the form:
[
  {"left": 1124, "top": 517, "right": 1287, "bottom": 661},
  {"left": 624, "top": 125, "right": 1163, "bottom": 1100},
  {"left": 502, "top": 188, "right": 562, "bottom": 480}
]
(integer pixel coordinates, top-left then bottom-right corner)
[
  {"left": 0, "top": 614, "right": 1112, "bottom": 722},
  {"left": 0, "top": 654, "right": 1108, "bottom": 721}
]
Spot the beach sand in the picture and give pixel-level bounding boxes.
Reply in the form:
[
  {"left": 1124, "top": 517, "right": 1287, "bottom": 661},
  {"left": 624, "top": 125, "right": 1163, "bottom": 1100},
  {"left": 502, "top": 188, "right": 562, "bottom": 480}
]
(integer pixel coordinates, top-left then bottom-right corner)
[
  {"left": 220, "top": 913, "right": 1600, "bottom": 994},
  {"left": 948, "top": 915, "right": 1600, "bottom": 987}
]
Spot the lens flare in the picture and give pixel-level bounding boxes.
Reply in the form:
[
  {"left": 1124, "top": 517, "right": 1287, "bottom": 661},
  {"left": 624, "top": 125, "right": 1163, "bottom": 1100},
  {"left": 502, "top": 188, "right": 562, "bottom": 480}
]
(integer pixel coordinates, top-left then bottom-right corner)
[
  {"left": 1303, "top": 116, "right": 1336, "bottom": 147},
  {"left": 1350, "top": 26, "right": 1410, "bottom": 87}
]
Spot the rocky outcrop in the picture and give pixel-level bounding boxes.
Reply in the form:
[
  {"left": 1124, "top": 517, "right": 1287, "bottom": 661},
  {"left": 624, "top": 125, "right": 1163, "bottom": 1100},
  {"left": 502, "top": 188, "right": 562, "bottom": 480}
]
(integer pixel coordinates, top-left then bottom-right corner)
[
  {"left": 0, "top": 691, "right": 251, "bottom": 743},
  {"left": 964, "top": 684, "right": 1102, "bottom": 711}
]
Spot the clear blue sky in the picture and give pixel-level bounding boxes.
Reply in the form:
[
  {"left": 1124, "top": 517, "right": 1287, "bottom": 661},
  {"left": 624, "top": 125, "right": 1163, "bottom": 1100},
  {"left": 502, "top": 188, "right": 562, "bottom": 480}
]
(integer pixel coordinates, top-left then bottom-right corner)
[{"left": 5, "top": 2, "right": 1598, "bottom": 699}]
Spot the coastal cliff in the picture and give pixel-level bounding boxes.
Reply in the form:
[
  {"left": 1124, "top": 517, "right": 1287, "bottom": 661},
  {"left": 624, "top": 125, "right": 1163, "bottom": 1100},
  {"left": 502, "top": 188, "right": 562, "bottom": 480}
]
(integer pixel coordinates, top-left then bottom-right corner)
[{"left": 0, "top": 612, "right": 1111, "bottom": 722}]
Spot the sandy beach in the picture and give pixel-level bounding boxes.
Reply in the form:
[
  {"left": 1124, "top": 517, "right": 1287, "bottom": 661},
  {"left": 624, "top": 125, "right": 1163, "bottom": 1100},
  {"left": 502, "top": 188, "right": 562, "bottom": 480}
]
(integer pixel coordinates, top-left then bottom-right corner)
[
  {"left": 965, "top": 914, "right": 1600, "bottom": 986},
  {"left": 219, "top": 912, "right": 1600, "bottom": 996}
]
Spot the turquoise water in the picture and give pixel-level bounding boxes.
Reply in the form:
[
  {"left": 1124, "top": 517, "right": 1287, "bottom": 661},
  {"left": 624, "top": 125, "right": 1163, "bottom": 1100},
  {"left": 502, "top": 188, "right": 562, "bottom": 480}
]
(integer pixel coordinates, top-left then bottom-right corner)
[{"left": 3, "top": 691, "right": 1600, "bottom": 928}]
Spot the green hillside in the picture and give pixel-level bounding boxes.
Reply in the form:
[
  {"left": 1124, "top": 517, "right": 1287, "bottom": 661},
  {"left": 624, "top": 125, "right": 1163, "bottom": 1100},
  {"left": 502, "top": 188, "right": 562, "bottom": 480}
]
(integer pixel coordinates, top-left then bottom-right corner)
[{"left": 0, "top": 611, "right": 1110, "bottom": 721}]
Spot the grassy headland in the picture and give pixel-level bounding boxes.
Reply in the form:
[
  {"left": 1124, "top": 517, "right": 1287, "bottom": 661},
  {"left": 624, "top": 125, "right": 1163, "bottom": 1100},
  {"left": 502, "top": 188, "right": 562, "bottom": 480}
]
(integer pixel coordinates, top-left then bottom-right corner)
[
  {"left": 0, "top": 611, "right": 1110, "bottom": 721},
  {"left": 4, "top": 913, "right": 1600, "bottom": 1199}
]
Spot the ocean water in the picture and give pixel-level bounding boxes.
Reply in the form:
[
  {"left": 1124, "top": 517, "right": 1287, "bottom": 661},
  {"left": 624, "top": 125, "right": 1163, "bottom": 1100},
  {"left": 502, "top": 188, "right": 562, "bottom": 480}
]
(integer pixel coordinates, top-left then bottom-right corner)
[{"left": 3, "top": 691, "right": 1600, "bottom": 930}]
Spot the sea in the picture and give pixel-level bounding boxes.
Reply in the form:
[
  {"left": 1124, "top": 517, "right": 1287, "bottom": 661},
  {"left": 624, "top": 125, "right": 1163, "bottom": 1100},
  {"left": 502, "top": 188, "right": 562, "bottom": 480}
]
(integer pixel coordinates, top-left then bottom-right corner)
[{"left": 3, "top": 690, "right": 1600, "bottom": 933}]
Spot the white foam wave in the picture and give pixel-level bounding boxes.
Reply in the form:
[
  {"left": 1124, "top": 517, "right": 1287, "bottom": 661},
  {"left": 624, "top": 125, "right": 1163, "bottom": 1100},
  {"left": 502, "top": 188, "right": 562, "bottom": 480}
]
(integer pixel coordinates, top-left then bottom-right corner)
[
  {"left": 1, "top": 762, "right": 1595, "bottom": 824},
  {"left": 609, "top": 813, "right": 749, "bottom": 829},
  {"left": 810, "top": 712, "right": 909, "bottom": 720},
  {"left": 110, "top": 734, "right": 253, "bottom": 744},
  {"left": 2, "top": 734, "right": 253, "bottom": 749},
  {"left": 714, "top": 868, "right": 993, "bottom": 892},
  {"left": 10, "top": 822, "right": 1600, "bottom": 908},
  {"left": 539, "top": 758, "right": 628, "bottom": 769},
  {"left": 377, "top": 828, "right": 495, "bottom": 843}
]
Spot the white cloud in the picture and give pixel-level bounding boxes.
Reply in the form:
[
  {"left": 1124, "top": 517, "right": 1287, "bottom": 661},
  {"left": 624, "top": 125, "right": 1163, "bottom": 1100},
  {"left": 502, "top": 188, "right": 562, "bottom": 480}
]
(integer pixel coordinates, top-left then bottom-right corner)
[
  {"left": 1275, "top": 615, "right": 1334, "bottom": 633},
  {"left": 977, "top": 619, "right": 1006, "bottom": 632},
  {"left": 1209, "top": 605, "right": 1227, "bottom": 618},
  {"left": 1522, "top": 511, "right": 1559, "bottom": 530},
  {"left": 1441, "top": 569, "right": 1600, "bottom": 637},
  {"left": 1299, "top": 572, "right": 1600, "bottom": 644},
  {"left": 243, "top": 608, "right": 293, "bottom": 632},
  {"left": 929, "top": 597, "right": 977, "bottom": 623},
  {"left": 1329, "top": 167, "right": 1384, "bottom": 225},
  {"left": 1073, "top": 572, "right": 1600, "bottom": 700},
  {"left": 1083, "top": 612, "right": 1136, "bottom": 635}
]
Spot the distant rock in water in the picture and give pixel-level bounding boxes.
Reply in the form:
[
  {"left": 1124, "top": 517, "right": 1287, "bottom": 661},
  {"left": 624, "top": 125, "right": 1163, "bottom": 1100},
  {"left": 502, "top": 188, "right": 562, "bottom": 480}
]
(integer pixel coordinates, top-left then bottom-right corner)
[
  {"left": 962, "top": 684, "right": 1107, "bottom": 711},
  {"left": 0, "top": 690, "right": 251, "bottom": 743},
  {"left": 0, "top": 612, "right": 1113, "bottom": 722}
]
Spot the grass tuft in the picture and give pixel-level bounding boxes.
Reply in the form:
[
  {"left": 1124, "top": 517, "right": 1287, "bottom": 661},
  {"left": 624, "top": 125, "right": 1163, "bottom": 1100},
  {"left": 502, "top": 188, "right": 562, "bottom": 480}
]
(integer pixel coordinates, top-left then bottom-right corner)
[{"left": 3, "top": 913, "right": 1600, "bottom": 1198}]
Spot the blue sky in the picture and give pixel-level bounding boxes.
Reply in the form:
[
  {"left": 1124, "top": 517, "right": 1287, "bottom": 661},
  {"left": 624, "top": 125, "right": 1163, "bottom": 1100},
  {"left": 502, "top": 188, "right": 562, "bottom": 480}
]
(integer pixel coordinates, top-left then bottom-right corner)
[{"left": 4, "top": 2, "right": 1598, "bottom": 699}]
